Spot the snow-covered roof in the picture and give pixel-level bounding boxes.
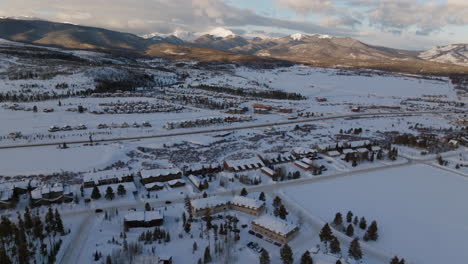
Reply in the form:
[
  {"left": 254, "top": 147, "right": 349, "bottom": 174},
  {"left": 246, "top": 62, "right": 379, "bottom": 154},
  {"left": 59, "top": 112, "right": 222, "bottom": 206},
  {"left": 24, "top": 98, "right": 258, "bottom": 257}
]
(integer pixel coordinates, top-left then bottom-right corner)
[
  {"left": 252, "top": 215, "right": 298, "bottom": 236},
  {"left": 31, "top": 183, "right": 70, "bottom": 199},
  {"left": 83, "top": 169, "right": 132, "bottom": 183},
  {"left": 356, "top": 148, "right": 369, "bottom": 153},
  {"left": 294, "top": 160, "right": 310, "bottom": 169},
  {"left": 293, "top": 147, "right": 317, "bottom": 155},
  {"left": 230, "top": 196, "right": 264, "bottom": 209},
  {"left": 0, "top": 190, "right": 13, "bottom": 201},
  {"left": 191, "top": 196, "right": 229, "bottom": 211},
  {"left": 168, "top": 179, "right": 185, "bottom": 185},
  {"left": 0, "top": 180, "right": 30, "bottom": 191},
  {"left": 140, "top": 168, "right": 182, "bottom": 179},
  {"left": 343, "top": 149, "right": 356, "bottom": 154},
  {"left": 187, "top": 163, "right": 220, "bottom": 172},
  {"left": 224, "top": 157, "right": 264, "bottom": 170},
  {"left": 327, "top": 150, "right": 341, "bottom": 156},
  {"left": 261, "top": 167, "right": 274, "bottom": 175},
  {"left": 371, "top": 146, "right": 381, "bottom": 151},
  {"left": 348, "top": 140, "right": 370, "bottom": 148},
  {"left": 144, "top": 182, "right": 165, "bottom": 189},
  {"left": 188, "top": 175, "right": 202, "bottom": 188},
  {"left": 124, "top": 211, "right": 163, "bottom": 222}
]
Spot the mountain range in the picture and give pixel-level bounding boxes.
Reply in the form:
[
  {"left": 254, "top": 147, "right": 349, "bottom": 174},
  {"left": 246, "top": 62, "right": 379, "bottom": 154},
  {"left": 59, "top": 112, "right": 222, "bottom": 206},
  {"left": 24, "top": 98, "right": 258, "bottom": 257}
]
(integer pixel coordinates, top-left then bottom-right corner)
[{"left": 0, "top": 18, "right": 467, "bottom": 74}]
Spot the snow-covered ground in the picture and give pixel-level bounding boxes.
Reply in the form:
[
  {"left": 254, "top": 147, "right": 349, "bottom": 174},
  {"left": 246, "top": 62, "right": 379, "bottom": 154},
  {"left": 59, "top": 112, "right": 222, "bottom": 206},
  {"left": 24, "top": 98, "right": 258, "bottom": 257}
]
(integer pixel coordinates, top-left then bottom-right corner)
[{"left": 283, "top": 164, "right": 468, "bottom": 264}]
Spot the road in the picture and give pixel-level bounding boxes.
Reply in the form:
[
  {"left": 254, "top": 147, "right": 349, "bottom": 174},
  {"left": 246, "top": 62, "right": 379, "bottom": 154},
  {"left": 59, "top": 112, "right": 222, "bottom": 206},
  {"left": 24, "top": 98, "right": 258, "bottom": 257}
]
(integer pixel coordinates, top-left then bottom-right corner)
[{"left": 0, "top": 110, "right": 458, "bottom": 150}]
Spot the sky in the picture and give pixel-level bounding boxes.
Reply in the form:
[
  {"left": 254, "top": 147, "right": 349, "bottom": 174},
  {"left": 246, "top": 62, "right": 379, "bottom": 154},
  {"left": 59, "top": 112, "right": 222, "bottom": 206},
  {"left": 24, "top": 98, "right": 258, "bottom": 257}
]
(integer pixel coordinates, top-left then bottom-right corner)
[{"left": 0, "top": 0, "right": 467, "bottom": 50}]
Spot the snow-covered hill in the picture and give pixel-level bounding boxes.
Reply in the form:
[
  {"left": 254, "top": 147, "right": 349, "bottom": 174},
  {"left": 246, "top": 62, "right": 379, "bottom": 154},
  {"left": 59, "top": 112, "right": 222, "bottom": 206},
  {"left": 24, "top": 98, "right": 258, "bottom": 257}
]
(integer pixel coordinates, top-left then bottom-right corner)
[{"left": 419, "top": 44, "right": 468, "bottom": 66}]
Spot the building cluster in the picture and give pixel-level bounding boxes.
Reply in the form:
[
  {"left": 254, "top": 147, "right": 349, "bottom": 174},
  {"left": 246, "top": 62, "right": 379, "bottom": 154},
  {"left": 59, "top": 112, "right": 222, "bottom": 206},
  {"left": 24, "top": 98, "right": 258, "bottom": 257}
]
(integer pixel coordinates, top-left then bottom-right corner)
[
  {"left": 0, "top": 180, "right": 36, "bottom": 209},
  {"left": 163, "top": 115, "right": 252, "bottom": 130},
  {"left": 30, "top": 183, "right": 73, "bottom": 207},
  {"left": 140, "top": 168, "right": 185, "bottom": 191},
  {"left": 96, "top": 121, "right": 152, "bottom": 129},
  {"left": 317, "top": 140, "right": 379, "bottom": 157},
  {"left": 124, "top": 210, "right": 164, "bottom": 229},
  {"left": 93, "top": 101, "right": 183, "bottom": 115},
  {"left": 83, "top": 169, "right": 135, "bottom": 188},
  {"left": 252, "top": 104, "right": 293, "bottom": 114},
  {"left": 189, "top": 196, "right": 299, "bottom": 244}
]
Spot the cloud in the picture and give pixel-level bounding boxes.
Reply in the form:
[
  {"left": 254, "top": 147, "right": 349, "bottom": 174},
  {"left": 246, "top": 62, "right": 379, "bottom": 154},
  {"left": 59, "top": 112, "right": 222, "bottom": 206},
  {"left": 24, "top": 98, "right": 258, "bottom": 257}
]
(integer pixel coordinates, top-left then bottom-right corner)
[{"left": 0, "top": 0, "right": 355, "bottom": 37}]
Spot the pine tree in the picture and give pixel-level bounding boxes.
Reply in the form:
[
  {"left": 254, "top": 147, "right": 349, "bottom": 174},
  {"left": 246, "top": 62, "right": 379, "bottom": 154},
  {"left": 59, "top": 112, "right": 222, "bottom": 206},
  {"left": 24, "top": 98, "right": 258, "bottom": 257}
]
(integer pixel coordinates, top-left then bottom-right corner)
[
  {"left": 346, "top": 224, "right": 354, "bottom": 237},
  {"left": 259, "top": 249, "right": 270, "bottom": 264},
  {"left": 319, "top": 223, "right": 333, "bottom": 243},
  {"left": 105, "top": 186, "right": 115, "bottom": 200},
  {"left": 348, "top": 238, "right": 363, "bottom": 260},
  {"left": 399, "top": 259, "right": 405, "bottom": 264},
  {"left": 192, "top": 241, "right": 198, "bottom": 253},
  {"left": 117, "top": 184, "right": 126, "bottom": 196},
  {"left": 273, "top": 196, "right": 282, "bottom": 208},
  {"left": 346, "top": 211, "right": 353, "bottom": 223},
  {"left": 390, "top": 256, "right": 400, "bottom": 264},
  {"left": 329, "top": 236, "right": 341, "bottom": 254},
  {"left": 259, "top": 192, "right": 266, "bottom": 201},
  {"left": 94, "top": 251, "right": 100, "bottom": 261},
  {"left": 91, "top": 186, "right": 101, "bottom": 200},
  {"left": 333, "top": 212, "right": 343, "bottom": 228},
  {"left": 106, "top": 255, "right": 112, "bottom": 264},
  {"left": 240, "top": 188, "right": 248, "bottom": 196},
  {"left": 365, "top": 220, "right": 378, "bottom": 241},
  {"left": 204, "top": 246, "right": 212, "bottom": 263},
  {"left": 0, "top": 245, "right": 11, "bottom": 264},
  {"left": 300, "top": 250, "right": 313, "bottom": 264},
  {"left": 54, "top": 209, "right": 65, "bottom": 235},
  {"left": 278, "top": 204, "right": 289, "bottom": 220},
  {"left": 45, "top": 207, "right": 55, "bottom": 233},
  {"left": 353, "top": 216, "right": 358, "bottom": 225},
  {"left": 24, "top": 207, "right": 33, "bottom": 230},
  {"left": 184, "top": 222, "right": 191, "bottom": 233},
  {"left": 359, "top": 217, "right": 367, "bottom": 230},
  {"left": 280, "top": 244, "right": 293, "bottom": 264},
  {"left": 336, "top": 260, "right": 342, "bottom": 264},
  {"left": 145, "top": 202, "right": 151, "bottom": 211}
]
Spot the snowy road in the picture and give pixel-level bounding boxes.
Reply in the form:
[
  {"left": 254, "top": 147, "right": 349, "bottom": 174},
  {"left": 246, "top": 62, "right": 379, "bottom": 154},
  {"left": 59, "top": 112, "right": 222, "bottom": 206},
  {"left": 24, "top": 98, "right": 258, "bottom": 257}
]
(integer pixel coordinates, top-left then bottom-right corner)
[{"left": 0, "top": 111, "right": 459, "bottom": 150}]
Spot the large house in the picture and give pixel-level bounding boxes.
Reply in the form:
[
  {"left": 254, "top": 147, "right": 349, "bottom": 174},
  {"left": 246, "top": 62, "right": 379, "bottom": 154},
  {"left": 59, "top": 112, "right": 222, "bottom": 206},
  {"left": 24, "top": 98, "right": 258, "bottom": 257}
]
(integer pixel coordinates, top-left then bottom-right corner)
[
  {"left": 140, "top": 168, "right": 182, "bottom": 184},
  {"left": 30, "top": 183, "right": 73, "bottom": 207},
  {"left": 83, "top": 169, "right": 134, "bottom": 188},
  {"left": 124, "top": 211, "right": 164, "bottom": 228},
  {"left": 190, "top": 196, "right": 265, "bottom": 217},
  {"left": 224, "top": 157, "right": 265, "bottom": 172},
  {"left": 0, "top": 190, "right": 14, "bottom": 210},
  {"left": 251, "top": 215, "right": 299, "bottom": 244},
  {"left": 258, "top": 153, "right": 296, "bottom": 165}
]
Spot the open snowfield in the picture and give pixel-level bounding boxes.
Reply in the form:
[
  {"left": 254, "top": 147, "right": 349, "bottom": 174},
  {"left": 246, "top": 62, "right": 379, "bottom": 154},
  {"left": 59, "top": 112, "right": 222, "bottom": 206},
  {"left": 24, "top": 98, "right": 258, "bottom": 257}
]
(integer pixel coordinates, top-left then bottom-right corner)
[
  {"left": 0, "top": 142, "right": 127, "bottom": 176},
  {"left": 283, "top": 164, "right": 468, "bottom": 264}
]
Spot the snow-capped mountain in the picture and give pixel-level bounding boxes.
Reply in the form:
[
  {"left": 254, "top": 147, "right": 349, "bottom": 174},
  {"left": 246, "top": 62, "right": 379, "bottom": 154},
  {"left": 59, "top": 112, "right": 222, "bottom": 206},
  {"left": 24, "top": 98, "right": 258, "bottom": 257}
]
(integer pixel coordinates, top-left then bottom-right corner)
[{"left": 419, "top": 44, "right": 468, "bottom": 66}]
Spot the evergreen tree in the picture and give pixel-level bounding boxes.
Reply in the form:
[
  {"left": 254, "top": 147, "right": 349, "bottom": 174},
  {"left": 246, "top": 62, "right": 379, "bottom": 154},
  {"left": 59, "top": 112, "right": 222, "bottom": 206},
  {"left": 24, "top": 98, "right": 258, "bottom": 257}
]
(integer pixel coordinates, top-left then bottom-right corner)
[
  {"left": 359, "top": 217, "right": 367, "bottom": 230},
  {"left": 259, "top": 249, "right": 270, "bottom": 264},
  {"left": 0, "top": 245, "right": 11, "bottom": 264},
  {"left": 259, "top": 192, "right": 266, "bottom": 201},
  {"left": 280, "top": 244, "right": 293, "bottom": 264},
  {"left": 105, "top": 186, "right": 115, "bottom": 200},
  {"left": 346, "top": 211, "right": 353, "bottom": 223},
  {"left": 106, "top": 255, "right": 112, "bottom": 264},
  {"left": 45, "top": 207, "right": 55, "bottom": 233},
  {"left": 300, "top": 250, "right": 313, "bottom": 264},
  {"left": 353, "top": 216, "right": 358, "bottom": 225},
  {"left": 348, "top": 238, "right": 363, "bottom": 260},
  {"left": 399, "top": 259, "right": 405, "bottom": 264},
  {"left": 273, "top": 196, "right": 282, "bottom": 208},
  {"left": 364, "top": 220, "right": 378, "bottom": 241},
  {"left": 184, "top": 222, "right": 191, "bottom": 233},
  {"left": 336, "top": 260, "right": 342, "bottom": 264},
  {"left": 390, "top": 257, "right": 400, "bottom": 264},
  {"left": 54, "top": 209, "right": 65, "bottom": 235},
  {"left": 333, "top": 212, "right": 343, "bottom": 228},
  {"left": 145, "top": 202, "right": 151, "bottom": 211},
  {"left": 319, "top": 223, "right": 333, "bottom": 243},
  {"left": 240, "top": 188, "right": 248, "bottom": 196},
  {"left": 23, "top": 207, "right": 33, "bottom": 230},
  {"left": 204, "top": 246, "right": 212, "bottom": 263},
  {"left": 117, "top": 184, "right": 126, "bottom": 196},
  {"left": 91, "top": 186, "right": 101, "bottom": 200},
  {"left": 278, "top": 204, "right": 289, "bottom": 220},
  {"left": 329, "top": 236, "right": 341, "bottom": 254},
  {"left": 192, "top": 242, "right": 198, "bottom": 253},
  {"left": 346, "top": 224, "right": 354, "bottom": 237}
]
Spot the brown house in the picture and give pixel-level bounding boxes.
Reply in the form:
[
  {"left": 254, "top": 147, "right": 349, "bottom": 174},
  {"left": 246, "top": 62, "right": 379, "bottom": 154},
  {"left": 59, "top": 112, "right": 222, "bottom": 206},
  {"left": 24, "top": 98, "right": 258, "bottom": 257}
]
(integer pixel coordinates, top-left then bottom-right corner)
[
  {"left": 140, "top": 168, "right": 182, "bottom": 184},
  {"left": 190, "top": 196, "right": 265, "bottom": 217},
  {"left": 251, "top": 216, "right": 299, "bottom": 244},
  {"left": 124, "top": 211, "right": 164, "bottom": 229}
]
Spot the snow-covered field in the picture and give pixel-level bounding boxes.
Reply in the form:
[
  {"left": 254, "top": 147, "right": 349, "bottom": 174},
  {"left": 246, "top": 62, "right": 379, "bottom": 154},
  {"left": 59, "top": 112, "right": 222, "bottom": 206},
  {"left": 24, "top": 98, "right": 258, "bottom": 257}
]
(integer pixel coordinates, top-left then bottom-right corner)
[{"left": 283, "top": 164, "right": 468, "bottom": 264}]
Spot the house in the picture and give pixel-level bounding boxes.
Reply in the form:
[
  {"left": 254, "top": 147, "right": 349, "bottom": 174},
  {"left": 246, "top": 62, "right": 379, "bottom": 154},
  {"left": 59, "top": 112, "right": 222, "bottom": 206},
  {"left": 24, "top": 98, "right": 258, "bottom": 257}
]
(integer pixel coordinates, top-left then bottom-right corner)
[
  {"left": 251, "top": 215, "right": 299, "bottom": 244},
  {"left": 371, "top": 146, "right": 381, "bottom": 152},
  {"left": 347, "top": 140, "right": 371, "bottom": 149},
  {"left": 356, "top": 148, "right": 369, "bottom": 154},
  {"left": 278, "top": 108, "right": 293, "bottom": 114},
  {"left": 448, "top": 139, "right": 459, "bottom": 147},
  {"left": 224, "top": 157, "right": 265, "bottom": 172},
  {"left": 30, "top": 183, "right": 73, "bottom": 207},
  {"left": 258, "top": 153, "right": 295, "bottom": 165},
  {"left": 140, "top": 168, "right": 182, "bottom": 184},
  {"left": 260, "top": 167, "right": 275, "bottom": 177},
  {"left": 326, "top": 150, "right": 341, "bottom": 157},
  {"left": 124, "top": 211, "right": 164, "bottom": 228},
  {"left": 144, "top": 182, "right": 165, "bottom": 191},
  {"left": 168, "top": 179, "right": 186, "bottom": 188},
  {"left": 0, "top": 190, "right": 14, "bottom": 210},
  {"left": 185, "top": 163, "right": 221, "bottom": 176},
  {"left": 293, "top": 160, "right": 310, "bottom": 170},
  {"left": 301, "top": 158, "right": 321, "bottom": 173},
  {"left": 83, "top": 169, "right": 134, "bottom": 188},
  {"left": 190, "top": 196, "right": 265, "bottom": 217},
  {"left": 342, "top": 149, "right": 356, "bottom": 155},
  {"left": 292, "top": 147, "right": 317, "bottom": 157}
]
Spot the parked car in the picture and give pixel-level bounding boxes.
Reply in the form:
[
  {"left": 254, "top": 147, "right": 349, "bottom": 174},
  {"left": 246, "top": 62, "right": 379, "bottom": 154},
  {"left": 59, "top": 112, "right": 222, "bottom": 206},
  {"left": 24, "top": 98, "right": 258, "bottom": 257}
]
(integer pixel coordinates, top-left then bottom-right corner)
[
  {"left": 165, "top": 201, "right": 172, "bottom": 204},
  {"left": 48, "top": 126, "right": 60, "bottom": 132},
  {"left": 95, "top": 209, "right": 103, "bottom": 213},
  {"left": 255, "top": 233, "right": 263, "bottom": 239},
  {"left": 248, "top": 230, "right": 256, "bottom": 235},
  {"left": 274, "top": 242, "right": 282, "bottom": 247}
]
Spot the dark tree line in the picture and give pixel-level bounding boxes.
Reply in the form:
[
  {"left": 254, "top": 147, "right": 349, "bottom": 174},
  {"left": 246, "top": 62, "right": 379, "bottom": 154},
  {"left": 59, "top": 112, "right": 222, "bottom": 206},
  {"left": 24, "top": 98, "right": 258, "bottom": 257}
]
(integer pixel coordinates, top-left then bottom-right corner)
[{"left": 191, "top": 84, "right": 306, "bottom": 100}]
